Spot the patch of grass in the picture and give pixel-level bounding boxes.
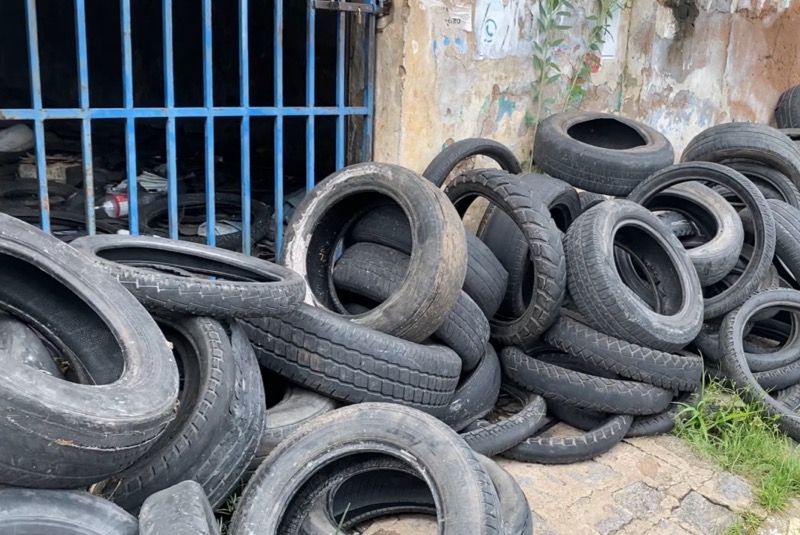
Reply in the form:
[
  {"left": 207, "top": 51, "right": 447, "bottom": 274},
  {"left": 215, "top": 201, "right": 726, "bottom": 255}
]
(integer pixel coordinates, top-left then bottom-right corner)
[
  {"left": 215, "top": 493, "right": 241, "bottom": 535},
  {"left": 724, "top": 510, "right": 764, "bottom": 535},
  {"left": 674, "top": 380, "right": 800, "bottom": 524}
]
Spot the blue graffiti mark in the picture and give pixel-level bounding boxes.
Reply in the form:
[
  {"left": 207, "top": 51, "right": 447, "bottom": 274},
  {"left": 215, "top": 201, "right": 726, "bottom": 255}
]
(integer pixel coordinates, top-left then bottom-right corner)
[
  {"left": 432, "top": 39, "right": 438, "bottom": 57},
  {"left": 496, "top": 96, "right": 516, "bottom": 123},
  {"left": 443, "top": 36, "right": 451, "bottom": 46},
  {"left": 454, "top": 37, "right": 467, "bottom": 54}
]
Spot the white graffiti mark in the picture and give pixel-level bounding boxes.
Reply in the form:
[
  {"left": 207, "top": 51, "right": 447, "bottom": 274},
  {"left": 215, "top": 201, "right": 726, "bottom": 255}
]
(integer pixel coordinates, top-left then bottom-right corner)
[{"left": 473, "top": 0, "right": 533, "bottom": 59}]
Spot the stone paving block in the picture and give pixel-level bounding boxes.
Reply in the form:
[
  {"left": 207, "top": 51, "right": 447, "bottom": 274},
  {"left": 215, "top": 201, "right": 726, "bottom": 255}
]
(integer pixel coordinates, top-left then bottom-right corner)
[
  {"left": 594, "top": 440, "right": 688, "bottom": 490},
  {"left": 666, "top": 483, "right": 693, "bottom": 501},
  {"left": 757, "top": 503, "right": 800, "bottom": 535},
  {"left": 673, "top": 491, "right": 736, "bottom": 535},
  {"left": 697, "top": 472, "right": 754, "bottom": 510},
  {"left": 502, "top": 463, "right": 588, "bottom": 508},
  {"left": 613, "top": 481, "right": 665, "bottom": 519},
  {"left": 530, "top": 510, "right": 559, "bottom": 535},
  {"left": 623, "top": 438, "right": 716, "bottom": 491},
  {"left": 626, "top": 436, "right": 717, "bottom": 473},
  {"left": 615, "top": 519, "right": 658, "bottom": 534},
  {"left": 568, "top": 494, "right": 634, "bottom": 535},
  {"left": 643, "top": 519, "right": 695, "bottom": 535}
]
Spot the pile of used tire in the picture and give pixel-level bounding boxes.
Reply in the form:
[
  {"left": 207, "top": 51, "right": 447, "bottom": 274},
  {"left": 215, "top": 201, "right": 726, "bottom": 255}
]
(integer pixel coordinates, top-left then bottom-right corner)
[
  {"left": 3, "top": 100, "right": 800, "bottom": 535},
  {"left": 0, "top": 204, "right": 531, "bottom": 533}
]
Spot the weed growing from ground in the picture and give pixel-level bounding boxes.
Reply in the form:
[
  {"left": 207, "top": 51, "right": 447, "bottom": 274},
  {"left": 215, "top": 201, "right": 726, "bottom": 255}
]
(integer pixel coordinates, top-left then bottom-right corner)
[{"left": 674, "top": 380, "right": 800, "bottom": 534}]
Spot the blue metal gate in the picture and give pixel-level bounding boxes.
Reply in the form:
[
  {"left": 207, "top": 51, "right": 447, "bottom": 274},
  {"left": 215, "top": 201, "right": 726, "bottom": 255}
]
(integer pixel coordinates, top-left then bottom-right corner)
[{"left": 0, "top": 0, "right": 377, "bottom": 256}]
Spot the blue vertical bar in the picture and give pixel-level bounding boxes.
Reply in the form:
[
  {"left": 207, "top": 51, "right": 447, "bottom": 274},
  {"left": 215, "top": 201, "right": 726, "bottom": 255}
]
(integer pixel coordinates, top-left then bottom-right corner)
[
  {"left": 203, "top": 0, "right": 216, "bottom": 247},
  {"left": 305, "top": 1, "right": 315, "bottom": 191},
  {"left": 75, "top": 0, "right": 95, "bottom": 235},
  {"left": 274, "top": 0, "right": 284, "bottom": 258},
  {"left": 24, "top": 0, "right": 49, "bottom": 233},
  {"left": 163, "top": 0, "right": 179, "bottom": 240},
  {"left": 239, "top": 0, "right": 252, "bottom": 254},
  {"left": 362, "top": 12, "right": 376, "bottom": 161},
  {"left": 121, "top": 0, "right": 139, "bottom": 235},
  {"left": 335, "top": 11, "right": 345, "bottom": 170}
]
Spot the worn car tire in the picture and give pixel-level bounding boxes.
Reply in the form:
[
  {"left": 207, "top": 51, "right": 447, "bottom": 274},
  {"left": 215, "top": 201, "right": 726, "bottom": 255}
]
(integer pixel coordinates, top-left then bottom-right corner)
[
  {"left": 719, "top": 289, "right": 800, "bottom": 441},
  {"left": 681, "top": 122, "right": 800, "bottom": 190},
  {"left": 0, "top": 213, "right": 178, "bottom": 488},
  {"left": 422, "top": 138, "right": 523, "bottom": 188},
  {"left": 501, "top": 346, "right": 673, "bottom": 416},
  {"left": 332, "top": 242, "right": 489, "bottom": 371},
  {"left": 550, "top": 390, "right": 700, "bottom": 438},
  {"left": 434, "top": 345, "right": 502, "bottom": 431},
  {"left": 533, "top": 111, "right": 675, "bottom": 195},
  {"left": 460, "top": 385, "right": 548, "bottom": 457},
  {"left": 190, "top": 321, "right": 266, "bottom": 508},
  {"left": 776, "top": 85, "right": 800, "bottom": 129},
  {"left": 503, "top": 413, "right": 633, "bottom": 465},
  {"left": 578, "top": 191, "right": 606, "bottom": 212},
  {"left": 230, "top": 403, "right": 502, "bottom": 535},
  {"left": 0, "top": 489, "right": 138, "bottom": 535},
  {"left": 478, "top": 174, "right": 581, "bottom": 317},
  {"left": 740, "top": 317, "right": 800, "bottom": 372},
  {"left": 240, "top": 304, "right": 461, "bottom": 410},
  {"left": 1, "top": 207, "right": 126, "bottom": 242},
  {"left": 0, "top": 314, "right": 62, "bottom": 376},
  {"left": 639, "top": 181, "right": 743, "bottom": 286},
  {"left": 346, "top": 204, "right": 508, "bottom": 318},
  {"left": 446, "top": 169, "right": 566, "bottom": 347},
  {"left": 627, "top": 162, "right": 775, "bottom": 320},
  {"left": 245, "top": 383, "right": 338, "bottom": 481},
  {"left": 282, "top": 163, "right": 467, "bottom": 343},
  {"left": 71, "top": 234, "right": 306, "bottom": 319},
  {"left": 723, "top": 161, "right": 800, "bottom": 208},
  {"left": 566, "top": 199, "right": 703, "bottom": 351},
  {"left": 296, "top": 453, "right": 531, "bottom": 535},
  {"left": 544, "top": 312, "right": 703, "bottom": 392},
  {"left": 741, "top": 199, "right": 800, "bottom": 289},
  {"left": 99, "top": 317, "right": 236, "bottom": 512},
  {"left": 139, "top": 481, "right": 221, "bottom": 535},
  {"left": 139, "top": 192, "right": 271, "bottom": 251}
]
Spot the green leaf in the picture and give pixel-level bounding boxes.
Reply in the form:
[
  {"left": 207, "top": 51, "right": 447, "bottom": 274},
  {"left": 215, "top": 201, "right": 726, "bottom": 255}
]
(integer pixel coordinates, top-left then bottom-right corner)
[
  {"left": 551, "top": 38, "right": 565, "bottom": 47},
  {"left": 533, "top": 56, "right": 544, "bottom": 71},
  {"left": 562, "top": 0, "right": 575, "bottom": 9},
  {"left": 586, "top": 14, "right": 598, "bottom": 20},
  {"left": 537, "top": 17, "right": 546, "bottom": 33},
  {"left": 555, "top": 10, "right": 572, "bottom": 17},
  {"left": 589, "top": 43, "right": 601, "bottom": 52},
  {"left": 547, "top": 74, "right": 561, "bottom": 84},
  {"left": 544, "top": 97, "right": 557, "bottom": 105},
  {"left": 532, "top": 41, "right": 543, "bottom": 54},
  {"left": 556, "top": 24, "right": 572, "bottom": 30}
]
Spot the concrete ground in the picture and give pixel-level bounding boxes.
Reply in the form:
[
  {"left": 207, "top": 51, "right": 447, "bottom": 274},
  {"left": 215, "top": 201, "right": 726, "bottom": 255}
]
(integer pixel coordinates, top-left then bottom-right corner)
[{"left": 358, "top": 435, "right": 800, "bottom": 535}]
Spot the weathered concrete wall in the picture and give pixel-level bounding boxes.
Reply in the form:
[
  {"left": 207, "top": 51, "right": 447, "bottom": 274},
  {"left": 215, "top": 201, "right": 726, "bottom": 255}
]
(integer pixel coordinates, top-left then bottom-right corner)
[
  {"left": 373, "top": 0, "right": 800, "bottom": 170},
  {"left": 620, "top": 0, "right": 800, "bottom": 152}
]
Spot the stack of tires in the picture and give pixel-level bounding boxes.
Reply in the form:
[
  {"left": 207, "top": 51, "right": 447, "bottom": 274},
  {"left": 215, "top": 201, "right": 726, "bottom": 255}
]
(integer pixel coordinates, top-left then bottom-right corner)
[
  {"left": 4, "top": 105, "right": 800, "bottom": 534},
  {"left": 235, "top": 162, "right": 533, "bottom": 533},
  {"left": 527, "top": 113, "right": 800, "bottom": 448},
  {"left": 0, "top": 199, "right": 532, "bottom": 533},
  {"left": 0, "top": 216, "right": 302, "bottom": 534}
]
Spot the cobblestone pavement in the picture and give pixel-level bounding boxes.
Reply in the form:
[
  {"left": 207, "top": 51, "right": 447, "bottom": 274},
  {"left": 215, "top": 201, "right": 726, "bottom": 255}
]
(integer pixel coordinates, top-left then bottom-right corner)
[{"left": 358, "top": 436, "right": 800, "bottom": 535}]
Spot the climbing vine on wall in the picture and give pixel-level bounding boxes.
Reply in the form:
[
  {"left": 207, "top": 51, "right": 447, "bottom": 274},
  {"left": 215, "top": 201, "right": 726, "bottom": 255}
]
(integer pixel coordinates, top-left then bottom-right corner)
[{"left": 527, "top": 0, "right": 626, "bottom": 166}]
